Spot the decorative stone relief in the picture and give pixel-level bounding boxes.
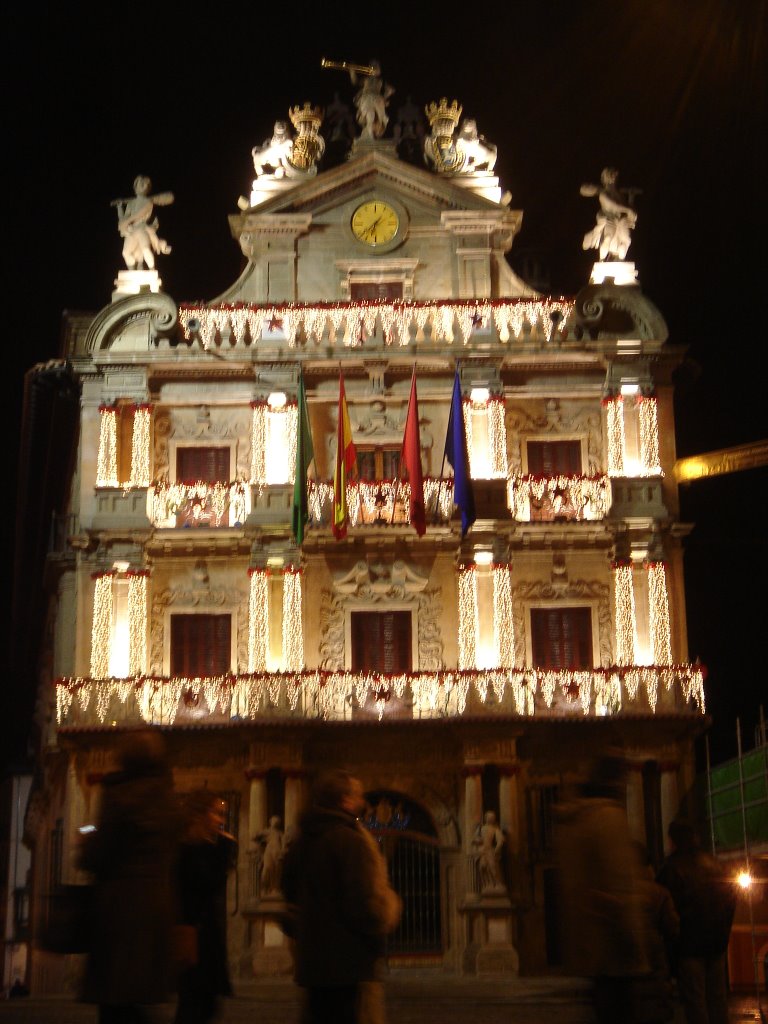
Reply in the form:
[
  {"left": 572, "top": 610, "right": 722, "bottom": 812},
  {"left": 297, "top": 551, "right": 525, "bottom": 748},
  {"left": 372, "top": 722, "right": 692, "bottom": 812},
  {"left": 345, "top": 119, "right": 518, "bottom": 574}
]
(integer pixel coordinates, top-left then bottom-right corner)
[
  {"left": 150, "top": 585, "right": 248, "bottom": 675},
  {"left": 319, "top": 561, "right": 443, "bottom": 670},
  {"left": 511, "top": 578, "right": 611, "bottom": 668},
  {"left": 505, "top": 400, "right": 602, "bottom": 474},
  {"left": 152, "top": 407, "right": 251, "bottom": 481}
]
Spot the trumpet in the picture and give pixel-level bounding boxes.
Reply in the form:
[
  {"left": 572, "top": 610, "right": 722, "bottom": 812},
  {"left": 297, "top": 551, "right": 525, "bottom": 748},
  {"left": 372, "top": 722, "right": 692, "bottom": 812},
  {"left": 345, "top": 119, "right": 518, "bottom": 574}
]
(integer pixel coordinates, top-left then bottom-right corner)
[{"left": 321, "top": 58, "right": 377, "bottom": 76}]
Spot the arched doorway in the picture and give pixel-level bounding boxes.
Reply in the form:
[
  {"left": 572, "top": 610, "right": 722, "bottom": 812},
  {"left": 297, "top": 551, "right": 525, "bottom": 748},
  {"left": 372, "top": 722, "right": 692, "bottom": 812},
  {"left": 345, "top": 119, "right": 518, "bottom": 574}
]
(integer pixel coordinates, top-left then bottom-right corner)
[{"left": 362, "top": 790, "right": 442, "bottom": 959}]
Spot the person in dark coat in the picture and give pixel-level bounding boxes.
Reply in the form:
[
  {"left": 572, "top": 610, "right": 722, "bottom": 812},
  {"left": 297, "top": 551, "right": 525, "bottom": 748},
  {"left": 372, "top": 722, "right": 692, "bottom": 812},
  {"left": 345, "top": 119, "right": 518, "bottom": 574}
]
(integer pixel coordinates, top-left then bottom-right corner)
[
  {"left": 78, "top": 728, "right": 177, "bottom": 1024},
  {"left": 656, "top": 819, "right": 737, "bottom": 1024},
  {"left": 632, "top": 842, "right": 680, "bottom": 1024},
  {"left": 173, "top": 789, "right": 236, "bottom": 1024},
  {"left": 281, "top": 769, "right": 401, "bottom": 1024}
]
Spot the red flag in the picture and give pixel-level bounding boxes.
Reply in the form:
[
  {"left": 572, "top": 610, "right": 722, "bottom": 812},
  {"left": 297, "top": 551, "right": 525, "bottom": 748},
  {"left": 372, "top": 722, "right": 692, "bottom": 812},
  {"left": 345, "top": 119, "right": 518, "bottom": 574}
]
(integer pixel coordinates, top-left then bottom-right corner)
[
  {"left": 332, "top": 373, "right": 357, "bottom": 539},
  {"left": 400, "top": 368, "right": 426, "bottom": 536}
]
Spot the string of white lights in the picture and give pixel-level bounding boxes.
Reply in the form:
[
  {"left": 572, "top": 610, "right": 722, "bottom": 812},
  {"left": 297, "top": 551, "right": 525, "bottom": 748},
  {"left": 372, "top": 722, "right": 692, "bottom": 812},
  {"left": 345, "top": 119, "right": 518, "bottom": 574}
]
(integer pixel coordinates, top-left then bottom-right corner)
[
  {"left": 282, "top": 569, "right": 304, "bottom": 671},
  {"left": 647, "top": 561, "right": 672, "bottom": 665},
  {"left": 127, "top": 573, "right": 148, "bottom": 675},
  {"left": 248, "top": 569, "right": 269, "bottom": 672},
  {"left": 492, "top": 564, "right": 514, "bottom": 668},
  {"left": 96, "top": 407, "right": 118, "bottom": 487},
  {"left": 613, "top": 561, "right": 638, "bottom": 665},
  {"left": 90, "top": 573, "right": 114, "bottom": 679},
  {"left": 458, "top": 565, "right": 479, "bottom": 670}
]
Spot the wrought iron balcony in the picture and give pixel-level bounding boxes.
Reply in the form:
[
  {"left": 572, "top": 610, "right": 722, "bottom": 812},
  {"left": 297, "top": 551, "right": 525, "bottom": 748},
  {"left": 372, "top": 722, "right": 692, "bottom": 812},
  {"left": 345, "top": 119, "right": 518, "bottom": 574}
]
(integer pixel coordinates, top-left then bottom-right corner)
[
  {"left": 308, "top": 478, "right": 454, "bottom": 528},
  {"left": 506, "top": 474, "right": 612, "bottom": 522},
  {"left": 147, "top": 480, "right": 250, "bottom": 528},
  {"left": 55, "top": 664, "right": 705, "bottom": 730}
]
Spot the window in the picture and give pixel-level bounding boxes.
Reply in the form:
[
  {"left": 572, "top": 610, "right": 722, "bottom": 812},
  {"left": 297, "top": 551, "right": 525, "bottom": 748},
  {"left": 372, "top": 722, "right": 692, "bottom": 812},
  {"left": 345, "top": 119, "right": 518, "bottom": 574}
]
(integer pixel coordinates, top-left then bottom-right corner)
[
  {"left": 530, "top": 607, "right": 593, "bottom": 669},
  {"left": 351, "top": 611, "right": 412, "bottom": 673},
  {"left": 176, "top": 446, "right": 230, "bottom": 484},
  {"left": 357, "top": 447, "right": 401, "bottom": 481},
  {"left": 350, "top": 281, "right": 404, "bottom": 301},
  {"left": 171, "top": 614, "right": 231, "bottom": 677},
  {"left": 527, "top": 440, "right": 582, "bottom": 476}
]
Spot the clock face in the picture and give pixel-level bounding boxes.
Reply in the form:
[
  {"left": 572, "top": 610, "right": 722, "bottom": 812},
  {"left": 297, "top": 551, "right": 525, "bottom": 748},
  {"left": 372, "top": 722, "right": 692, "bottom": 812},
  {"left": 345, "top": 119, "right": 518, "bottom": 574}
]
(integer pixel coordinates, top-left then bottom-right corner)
[{"left": 351, "top": 201, "right": 400, "bottom": 246}]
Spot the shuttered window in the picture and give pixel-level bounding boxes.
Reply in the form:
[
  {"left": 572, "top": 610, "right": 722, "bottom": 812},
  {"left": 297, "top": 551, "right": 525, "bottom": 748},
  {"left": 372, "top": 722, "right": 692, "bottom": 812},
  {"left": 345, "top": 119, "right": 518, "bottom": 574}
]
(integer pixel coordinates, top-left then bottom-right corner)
[
  {"left": 527, "top": 441, "right": 582, "bottom": 475},
  {"left": 170, "top": 614, "right": 231, "bottom": 677},
  {"left": 351, "top": 611, "right": 412, "bottom": 673},
  {"left": 176, "top": 446, "right": 230, "bottom": 484},
  {"left": 350, "top": 281, "right": 404, "bottom": 301},
  {"left": 530, "top": 607, "right": 592, "bottom": 669},
  {"left": 358, "top": 447, "right": 401, "bottom": 481}
]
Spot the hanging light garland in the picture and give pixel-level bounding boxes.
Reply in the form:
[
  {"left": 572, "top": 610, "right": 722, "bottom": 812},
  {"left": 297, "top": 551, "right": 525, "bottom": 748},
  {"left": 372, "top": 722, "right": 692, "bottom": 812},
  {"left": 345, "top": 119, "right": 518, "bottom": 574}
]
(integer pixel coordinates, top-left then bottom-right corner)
[
  {"left": 250, "top": 400, "right": 298, "bottom": 486},
  {"left": 458, "top": 564, "right": 479, "bottom": 669},
  {"left": 127, "top": 571, "right": 149, "bottom": 676},
  {"left": 308, "top": 478, "right": 453, "bottom": 527},
  {"left": 148, "top": 480, "right": 249, "bottom": 527},
  {"left": 96, "top": 406, "right": 119, "bottom": 487},
  {"left": 282, "top": 568, "right": 304, "bottom": 671},
  {"left": 487, "top": 398, "right": 508, "bottom": 478},
  {"left": 506, "top": 473, "right": 612, "bottom": 521},
  {"left": 129, "top": 405, "right": 152, "bottom": 487},
  {"left": 646, "top": 561, "right": 672, "bottom": 665},
  {"left": 248, "top": 568, "right": 269, "bottom": 672},
  {"left": 604, "top": 395, "right": 626, "bottom": 476},
  {"left": 250, "top": 403, "right": 266, "bottom": 485},
  {"left": 492, "top": 564, "right": 514, "bottom": 668},
  {"left": 55, "top": 662, "right": 706, "bottom": 727},
  {"left": 612, "top": 560, "right": 638, "bottom": 665},
  {"left": 638, "top": 395, "right": 662, "bottom": 475},
  {"left": 90, "top": 571, "right": 115, "bottom": 679},
  {"left": 178, "top": 298, "right": 574, "bottom": 350}
]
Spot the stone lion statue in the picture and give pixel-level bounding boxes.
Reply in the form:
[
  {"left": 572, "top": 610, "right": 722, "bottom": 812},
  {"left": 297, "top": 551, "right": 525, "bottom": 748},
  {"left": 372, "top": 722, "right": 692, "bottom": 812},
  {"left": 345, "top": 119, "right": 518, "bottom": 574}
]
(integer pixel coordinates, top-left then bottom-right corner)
[
  {"left": 252, "top": 122, "right": 294, "bottom": 178},
  {"left": 457, "top": 119, "right": 497, "bottom": 173}
]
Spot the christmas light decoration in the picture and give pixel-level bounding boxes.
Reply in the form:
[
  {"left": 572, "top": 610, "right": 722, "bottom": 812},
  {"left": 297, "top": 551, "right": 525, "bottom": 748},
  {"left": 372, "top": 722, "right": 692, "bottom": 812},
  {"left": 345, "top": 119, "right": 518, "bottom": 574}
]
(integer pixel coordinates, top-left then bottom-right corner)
[
  {"left": 638, "top": 395, "right": 662, "bottom": 475},
  {"left": 148, "top": 481, "right": 249, "bottom": 528},
  {"left": 282, "top": 568, "right": 304, "bottom": 671},
  {"left": 613, "top": 561, "right": 638, "bottom": 665},
  {"left": 250, "top": 400, "right": 298, "bottom": 486},
  {"left": 646, "top": 561, "right": 672, "bottom": 665},
  {"left": 458, "top": 565, "right": 479, "bottom": 670},
  {"left": 250, "top": 403, "right": 266, "bottom": 485},
  {"left": 492, "top": 564, "right": 514, "bottom": 668},
  {"left": 90, "top": 572, "right": 115, "bottom": 679},
  {"left": 248, "top": 568, "right": 269, "bottom": 672},
  {"left": 487, "top": 398, "right": 508, "bottom": 478},
  {"left": 127, "top": 572, "right": 148, "bottom": 676},
  {"left": 307, "top": 478, "right": 453, "bottom": 527},
  {"left": 506, "top": 474, "right": 612, "bottom": 521},
  {"left": 129, "top": 405, "right": 152, "bottom": 487},
  {"left": 96, "top": 406, "right": 118, "bottom": 487},
  {"left": 54, "top": 662, "right": 706, "bottom": 728},
  {"left": 177, "top": 298, "right": 575, "bottom": 350},
  {"left": 605, "top": 396, "right": 626, "bottom": 476}
]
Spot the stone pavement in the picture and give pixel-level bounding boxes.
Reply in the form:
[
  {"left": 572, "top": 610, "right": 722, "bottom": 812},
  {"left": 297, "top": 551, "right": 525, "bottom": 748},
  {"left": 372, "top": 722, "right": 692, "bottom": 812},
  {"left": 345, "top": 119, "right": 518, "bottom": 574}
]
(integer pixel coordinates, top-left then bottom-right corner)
[{"left": 0, "top": 977, "right": 763, "bottom": 1024}]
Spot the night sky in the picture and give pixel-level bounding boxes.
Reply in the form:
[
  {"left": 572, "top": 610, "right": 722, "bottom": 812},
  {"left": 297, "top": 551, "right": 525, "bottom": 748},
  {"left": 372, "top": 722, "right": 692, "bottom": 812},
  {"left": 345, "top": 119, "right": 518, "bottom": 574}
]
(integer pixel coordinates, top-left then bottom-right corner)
[{"left": 5, "top": 0, "right": 766, "bottom": 763}]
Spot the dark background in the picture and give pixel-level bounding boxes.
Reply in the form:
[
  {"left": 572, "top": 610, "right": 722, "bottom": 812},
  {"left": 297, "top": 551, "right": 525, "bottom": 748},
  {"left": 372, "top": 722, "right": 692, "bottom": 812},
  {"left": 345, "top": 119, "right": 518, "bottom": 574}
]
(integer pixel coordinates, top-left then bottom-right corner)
[{"left": 4, "top": 0, "right": 766, "bottom": 765}]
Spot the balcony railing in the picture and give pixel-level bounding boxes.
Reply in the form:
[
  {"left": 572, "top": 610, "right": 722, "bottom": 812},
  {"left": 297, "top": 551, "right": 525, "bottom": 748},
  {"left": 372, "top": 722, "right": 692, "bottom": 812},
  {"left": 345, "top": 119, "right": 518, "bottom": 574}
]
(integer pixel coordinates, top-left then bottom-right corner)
[
  {"left": 309, "top": 478, "right": 454, "bottom": 528},
  {"left": 506, "top": 474, "right": 611, "bottom": 522},
  {"left": 176, "top": 298, "right": 575, "bottom": 351},
  {"left": 55, "top": 664, "right": 705, "bottom": 730},
  {"left": 147, "top": 481, "right": 250, "bottom": 528}
]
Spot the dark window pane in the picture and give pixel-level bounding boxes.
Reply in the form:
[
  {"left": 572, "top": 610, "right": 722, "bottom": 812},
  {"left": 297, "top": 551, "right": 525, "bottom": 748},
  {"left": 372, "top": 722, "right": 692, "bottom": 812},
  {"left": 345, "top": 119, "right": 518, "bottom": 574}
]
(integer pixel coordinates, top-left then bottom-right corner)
[
  {"left": 530, "top": 607, "right": 592, "bottom": 669},
  {"left": 527, "top": 441, "right": 582, "bottom": 475},
  {"left": 176, "top": 446, "right": 230, "bottom": 483},
  {"left": 350, "top": 281, "right": 404, "bottom": 301},
  {"left": 351, "top": 611, "right": 412, "bottom": 673},
  {"left": 358, "top": 451, "right": 377, "bottom": 482},
  {"left": 381, "top": 449, "right": 401, "bottom": 480},
  {"left": 170, "top": 614, "right": 231, "bottom": 676}
]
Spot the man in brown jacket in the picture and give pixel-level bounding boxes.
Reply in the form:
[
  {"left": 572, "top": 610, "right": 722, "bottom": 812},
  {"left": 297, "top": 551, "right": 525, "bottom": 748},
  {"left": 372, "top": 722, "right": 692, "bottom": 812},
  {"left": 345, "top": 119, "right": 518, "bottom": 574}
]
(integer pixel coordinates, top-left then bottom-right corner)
[{"left": 282, "top": 770, "right": 401, "bottom": 1024}]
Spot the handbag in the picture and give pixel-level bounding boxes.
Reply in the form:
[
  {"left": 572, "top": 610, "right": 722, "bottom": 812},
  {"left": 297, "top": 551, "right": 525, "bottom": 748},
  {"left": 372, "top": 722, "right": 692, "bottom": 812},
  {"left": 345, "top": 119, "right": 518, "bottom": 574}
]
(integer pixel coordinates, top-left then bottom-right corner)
[{"left": 38, "top": 884, "right": 94, "bottom": 954}]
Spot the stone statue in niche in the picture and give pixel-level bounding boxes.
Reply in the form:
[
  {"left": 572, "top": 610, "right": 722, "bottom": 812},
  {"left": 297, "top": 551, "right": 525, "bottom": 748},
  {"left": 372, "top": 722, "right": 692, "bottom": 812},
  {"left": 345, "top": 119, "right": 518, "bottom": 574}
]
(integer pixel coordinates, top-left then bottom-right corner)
[
  {"left": 111, "top": 175, "right": 174, "bottom": 270},
  {"left": 580, "top": 167, "right": 639, "bottom": 261},
  {"left": 258, "top": 815, "right": 285, "bottom": 896},
  {"left": 472, "top": 811, "right": 506, "bottom": 893}
]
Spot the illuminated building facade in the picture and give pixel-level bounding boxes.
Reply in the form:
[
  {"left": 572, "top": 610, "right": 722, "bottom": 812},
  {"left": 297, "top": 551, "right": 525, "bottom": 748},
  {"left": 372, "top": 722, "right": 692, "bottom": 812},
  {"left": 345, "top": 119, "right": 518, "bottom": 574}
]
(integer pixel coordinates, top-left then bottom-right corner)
[{"left": 25, "top": 124, "right": 706, "bottom": 989}]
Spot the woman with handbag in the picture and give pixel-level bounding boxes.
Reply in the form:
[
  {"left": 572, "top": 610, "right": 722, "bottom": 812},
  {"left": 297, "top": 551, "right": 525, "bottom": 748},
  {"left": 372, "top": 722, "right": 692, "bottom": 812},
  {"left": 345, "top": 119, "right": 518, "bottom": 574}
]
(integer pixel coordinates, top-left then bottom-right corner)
[
  {"left": 78, "top": 728, "right": 178, "bottom": 1024},
  {"left": 174, "top": 789, "right": 237, "bottom": 1024}
]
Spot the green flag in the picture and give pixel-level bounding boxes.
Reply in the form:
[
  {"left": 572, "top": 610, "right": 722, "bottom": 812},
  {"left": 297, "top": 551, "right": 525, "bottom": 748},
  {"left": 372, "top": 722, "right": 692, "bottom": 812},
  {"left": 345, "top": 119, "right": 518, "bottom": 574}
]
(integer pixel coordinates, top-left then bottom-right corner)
[{"left": 291, "top": 371, "right": 315, "bottom": 545}]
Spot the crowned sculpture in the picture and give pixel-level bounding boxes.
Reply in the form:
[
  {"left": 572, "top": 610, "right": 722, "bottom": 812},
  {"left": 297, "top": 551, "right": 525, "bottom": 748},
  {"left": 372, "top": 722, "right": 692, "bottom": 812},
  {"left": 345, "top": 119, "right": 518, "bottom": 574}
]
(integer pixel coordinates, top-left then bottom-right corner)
[
  {"left": 288, "top": 102, "right": 326, "bottom": 173},
  {"left": 424, "top": 98, "right": 464, "bottom": 173}
]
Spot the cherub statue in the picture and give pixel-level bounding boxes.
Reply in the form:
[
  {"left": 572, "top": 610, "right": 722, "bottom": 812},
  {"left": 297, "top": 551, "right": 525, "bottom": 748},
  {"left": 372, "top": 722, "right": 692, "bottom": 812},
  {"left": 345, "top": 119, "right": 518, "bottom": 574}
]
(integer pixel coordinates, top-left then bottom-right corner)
[
  {"left": 252, "top": 121, "right": 295, "bottom": 178},
  {"left": 112, "top": 175, "right": 174, "bottom": 271},
  {"left": 456, "top": 119, "right": 497, "bottom": 173},
  {"left": 472, "top": 811, "right": 506, "bottom": 892},
  {"left": 350, "top": 60, "right": 394, "bottom": 140},
  {"left": 580, "top": 167, "right": 639, "bottom": 261},
  {"left": 259, "top": 815, "right": 285, "bottom": 895}
]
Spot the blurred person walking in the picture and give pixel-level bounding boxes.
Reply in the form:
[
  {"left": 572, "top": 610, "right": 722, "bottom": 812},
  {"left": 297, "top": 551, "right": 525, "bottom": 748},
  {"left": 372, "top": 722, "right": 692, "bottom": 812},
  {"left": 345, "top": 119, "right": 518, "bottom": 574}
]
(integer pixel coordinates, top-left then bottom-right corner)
[
  {"left": 173, "top": 789, "right": 237, "bottom": 1024},
  {"left": 632, "top": 841, "right": 680, "bottom": 1024},
  {"left": 282, "top": 769, "right": 401, "bottom": 1024},
  {"left": 555, "top": 751, "right": 647, "bottom": 1024},
  {"left": 657, "top": 819, "right": 737, "bottom": 1024},
  {"left": 78, "top": 728, "right": 177, "bottom": 1024}
]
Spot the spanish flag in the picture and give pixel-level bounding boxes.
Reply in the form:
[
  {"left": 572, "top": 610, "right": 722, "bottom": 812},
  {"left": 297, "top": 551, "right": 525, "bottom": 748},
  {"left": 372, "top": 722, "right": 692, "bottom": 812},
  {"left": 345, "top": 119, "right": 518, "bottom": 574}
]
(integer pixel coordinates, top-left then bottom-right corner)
[{"left": 332, "top": 373, "right": 357, "bottom": 539}]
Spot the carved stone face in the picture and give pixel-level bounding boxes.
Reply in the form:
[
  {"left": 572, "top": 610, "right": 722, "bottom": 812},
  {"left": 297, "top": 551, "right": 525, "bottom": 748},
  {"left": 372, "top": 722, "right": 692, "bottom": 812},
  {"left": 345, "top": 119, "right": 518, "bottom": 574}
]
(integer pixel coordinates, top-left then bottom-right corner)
[
  {"left": 133, "top": 175, "right": 151, "bottom": 196},
  {"left": 272, "top": 121, "right": 289, "bottom": 141},
  {"left": 459, "top": 119, "right": 478, "bottom": 141}
]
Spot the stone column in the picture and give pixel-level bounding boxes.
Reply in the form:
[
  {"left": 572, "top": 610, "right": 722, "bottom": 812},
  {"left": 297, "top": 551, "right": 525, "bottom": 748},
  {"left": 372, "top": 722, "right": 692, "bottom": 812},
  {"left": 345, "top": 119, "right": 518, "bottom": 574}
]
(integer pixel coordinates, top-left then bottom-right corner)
[
  {"left": 462, "top": 765, "right": 483, "bottom": 852},
  {"left": 659, "top": 762, "right": 680, "bottom": 852},
  {"left": 245, "top": 768, "right": 268, "bottom": 844},
  {"left": 498, "top": 764, "right": 521, "bottom": 854},
  {"left": 626, "top": 762, "right": 646, "bottom": 842},
  {"left": 283, "top": 769, "right": 306, "bottom": 837}
]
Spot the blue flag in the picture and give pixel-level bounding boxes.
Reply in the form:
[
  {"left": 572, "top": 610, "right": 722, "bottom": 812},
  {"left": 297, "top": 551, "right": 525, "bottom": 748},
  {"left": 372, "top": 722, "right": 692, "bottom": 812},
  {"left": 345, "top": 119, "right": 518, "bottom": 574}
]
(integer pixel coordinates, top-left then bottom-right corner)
[{"left": 444, "top": 371, "right": 476, "bottom": 536}]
